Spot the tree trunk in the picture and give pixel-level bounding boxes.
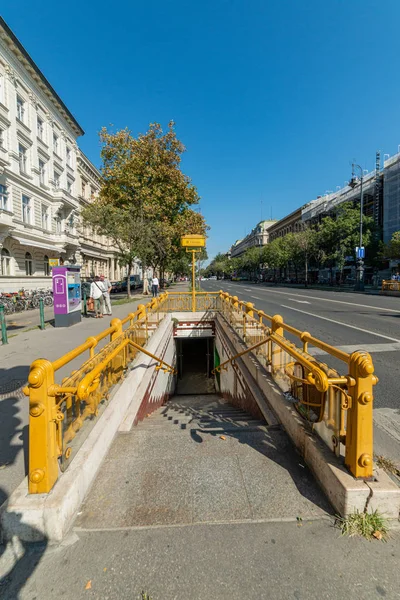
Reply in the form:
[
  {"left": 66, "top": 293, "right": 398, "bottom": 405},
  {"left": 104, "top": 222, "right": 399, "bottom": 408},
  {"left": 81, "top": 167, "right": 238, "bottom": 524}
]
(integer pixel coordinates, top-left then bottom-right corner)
[
  {"left": 305, "top": 252, "right": 308, "bottom": 288},
  {"left": 127, "top": 261, "right": 132, "bottom": 298},
  {"left": 142, "top": 265, "right": 149, "bottom": 295}
]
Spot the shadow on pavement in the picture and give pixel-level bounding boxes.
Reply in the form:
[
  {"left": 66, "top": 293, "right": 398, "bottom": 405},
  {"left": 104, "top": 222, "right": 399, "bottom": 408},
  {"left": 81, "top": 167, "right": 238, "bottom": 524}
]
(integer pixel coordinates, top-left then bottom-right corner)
[{"left": 0, "top": 487, "right": 48, "bottom": 598}]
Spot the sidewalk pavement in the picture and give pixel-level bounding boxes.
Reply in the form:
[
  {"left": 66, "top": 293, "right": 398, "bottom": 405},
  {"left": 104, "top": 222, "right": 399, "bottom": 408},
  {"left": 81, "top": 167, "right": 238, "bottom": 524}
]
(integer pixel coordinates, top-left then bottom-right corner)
[
  {"left": 0, "top": 283, "right": 187, "bottom": 499},
  {"left": 0, "top": 294, "right": 151, "bottom": 500}
]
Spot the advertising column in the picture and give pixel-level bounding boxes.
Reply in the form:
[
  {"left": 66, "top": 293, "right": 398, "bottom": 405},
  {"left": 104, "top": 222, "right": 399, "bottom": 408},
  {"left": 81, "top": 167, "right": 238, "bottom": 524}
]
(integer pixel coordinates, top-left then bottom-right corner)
[{"left": 52, "top": 265, "right": 82, "bottom": 327}]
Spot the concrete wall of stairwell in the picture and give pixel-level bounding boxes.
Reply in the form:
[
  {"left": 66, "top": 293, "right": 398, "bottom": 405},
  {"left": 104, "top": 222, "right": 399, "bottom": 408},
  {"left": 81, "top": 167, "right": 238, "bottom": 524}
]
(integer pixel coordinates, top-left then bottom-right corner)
[
  {"left": 134, "top": 323, "right": 177, "bottom": 425},
  {"left": 214, "top": 321, "right": 264, "bottom": 421}
]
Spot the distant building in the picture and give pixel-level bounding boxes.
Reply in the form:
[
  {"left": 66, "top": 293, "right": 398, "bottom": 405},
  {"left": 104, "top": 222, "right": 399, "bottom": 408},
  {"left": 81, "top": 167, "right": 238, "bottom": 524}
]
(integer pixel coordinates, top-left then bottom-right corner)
[
  {"left": 230, "top": 220, "right": 276, "bottom": 258},
  {"left": 268, "top": 209, "right": 303, "bottom": 241}
]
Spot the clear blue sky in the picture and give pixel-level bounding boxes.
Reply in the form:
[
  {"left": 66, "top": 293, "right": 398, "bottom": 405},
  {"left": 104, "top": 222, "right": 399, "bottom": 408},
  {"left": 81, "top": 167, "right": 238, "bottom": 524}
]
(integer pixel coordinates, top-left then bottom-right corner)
[{"left": 3, "top": 1, "right": 400, "bottom": 259}]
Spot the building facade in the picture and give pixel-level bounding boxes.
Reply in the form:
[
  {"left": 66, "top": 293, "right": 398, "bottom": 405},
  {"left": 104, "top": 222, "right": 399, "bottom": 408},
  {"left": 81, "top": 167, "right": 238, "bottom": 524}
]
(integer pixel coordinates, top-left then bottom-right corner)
[
  {"left": 268, "top": 208, "right": 303, "bottom": 241},
  {"left": 0, "top": 17, "right": 121, "bottom": 292},
  {"left": 230, "top": 220, "right": 276, "bottom": 258}
]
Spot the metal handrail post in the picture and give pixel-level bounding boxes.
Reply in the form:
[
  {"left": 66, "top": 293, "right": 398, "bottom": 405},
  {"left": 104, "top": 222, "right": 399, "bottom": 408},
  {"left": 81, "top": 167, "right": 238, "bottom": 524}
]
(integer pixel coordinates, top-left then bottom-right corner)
[{"left": 0, "top": 305, "right": 8, "bottom": 345}]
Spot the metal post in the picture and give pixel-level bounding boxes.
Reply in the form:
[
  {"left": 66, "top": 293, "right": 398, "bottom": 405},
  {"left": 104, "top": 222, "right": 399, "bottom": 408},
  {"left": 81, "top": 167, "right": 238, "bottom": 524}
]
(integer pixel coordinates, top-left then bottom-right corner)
[
  {"left": 39, "top": 298, "right": 45, "bottom": 330},
  {"left": 345, "top": 351, "right": 375, "bottom": 478},
  {"left": 352, "top": 164, "right": 365, "bottom": 292},
  {"left": 192, "top": 250, "right": 196, "bottom": 312},
  {"left": 0, "top": 305, "right": 8, "bottom": 345},
  {"left": 27, "top": 359, "right": 58, "bottom": 493},
  {"left": 83, "top": 290, "right": 87, "bottom": 317}
]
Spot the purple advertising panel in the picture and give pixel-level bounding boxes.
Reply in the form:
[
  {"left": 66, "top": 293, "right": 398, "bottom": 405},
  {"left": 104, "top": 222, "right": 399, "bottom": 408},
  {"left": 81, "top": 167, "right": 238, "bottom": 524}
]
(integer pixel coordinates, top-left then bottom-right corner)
[{"left": 52, "top": 266, "right": 81, "bottom": 315}]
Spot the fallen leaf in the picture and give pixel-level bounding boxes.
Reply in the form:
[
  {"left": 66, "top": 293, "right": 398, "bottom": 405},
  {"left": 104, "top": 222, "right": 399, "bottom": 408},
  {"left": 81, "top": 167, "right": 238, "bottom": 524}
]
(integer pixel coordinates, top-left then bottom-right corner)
[
  {"left": 85, "top": 580, "right": 92, "bottom": 590},
  {"left": 0, "top": 463, "right": 10, "bottom": 470},
  {"left": 373, "top": 530, "right": 383, "bottom": 540},
  {"left": 103, "top": 568, "right": 107, "bottom": 572},
  {"left": 220, "top": 435, "right": 226, "bottom": 440}
]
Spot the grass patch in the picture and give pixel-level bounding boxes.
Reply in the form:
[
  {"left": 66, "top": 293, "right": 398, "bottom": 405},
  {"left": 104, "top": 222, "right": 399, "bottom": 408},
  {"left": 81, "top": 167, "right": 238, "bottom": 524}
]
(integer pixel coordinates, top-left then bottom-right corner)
[
  {"left": 375, "top": 454, "right": 400, "bottom": 478},
  {"left": 111, "top": 296, "right": 141, "bottom": 306},
  {"left": 141, "top": 593, "right": 152, "bottom": 600},
  {"left": 335, "top": 510, "right": 389, "bottom": 541}
]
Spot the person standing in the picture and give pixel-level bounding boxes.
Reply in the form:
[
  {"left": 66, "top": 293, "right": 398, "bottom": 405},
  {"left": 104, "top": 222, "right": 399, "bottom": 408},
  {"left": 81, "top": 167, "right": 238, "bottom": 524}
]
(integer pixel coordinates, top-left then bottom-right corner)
[
  {"left": 90, "top": 276, "right": 106, "bottom": 318},
  {"left": 100, "top": 274, "right": 112, "bottom": 315},
  {"left": 151, "top": 275, "right": 159, "bottom": 298}
]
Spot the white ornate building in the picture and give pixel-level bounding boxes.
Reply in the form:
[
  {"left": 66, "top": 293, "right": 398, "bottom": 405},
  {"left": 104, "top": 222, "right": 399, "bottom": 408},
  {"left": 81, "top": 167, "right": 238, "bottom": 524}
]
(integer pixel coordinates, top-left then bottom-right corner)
[{"left": 0, "top": 17, "right": 124, "bottom": 292}]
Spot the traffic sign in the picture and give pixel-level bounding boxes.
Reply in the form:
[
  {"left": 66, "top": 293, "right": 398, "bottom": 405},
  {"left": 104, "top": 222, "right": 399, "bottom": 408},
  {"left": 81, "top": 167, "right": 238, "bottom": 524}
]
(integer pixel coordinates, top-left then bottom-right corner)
[
  {"left": 355, "top": 246, "right": 365, "bottom": 259},
  {"left": 181, "top": 235, "right": 206, "bottom": 248}
]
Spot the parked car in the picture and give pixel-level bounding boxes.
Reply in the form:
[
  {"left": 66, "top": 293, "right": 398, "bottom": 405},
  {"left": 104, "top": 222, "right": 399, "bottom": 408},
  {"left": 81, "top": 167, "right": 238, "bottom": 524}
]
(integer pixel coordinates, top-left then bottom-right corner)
[
  {"left": 210, "top": 276, "right": 217, "bottom": 280},
  {"left": 111, "top": 281, "right": 123, "bottom": 293},
  {"left": 119, "top": 275, "right": 143, "bottom": 292}
]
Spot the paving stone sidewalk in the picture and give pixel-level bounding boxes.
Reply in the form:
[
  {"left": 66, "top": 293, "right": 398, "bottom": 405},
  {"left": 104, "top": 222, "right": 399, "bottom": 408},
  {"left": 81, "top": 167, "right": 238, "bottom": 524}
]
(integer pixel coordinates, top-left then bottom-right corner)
[{"left": 0, "top": 293, "right": 153, "bottom": 500}]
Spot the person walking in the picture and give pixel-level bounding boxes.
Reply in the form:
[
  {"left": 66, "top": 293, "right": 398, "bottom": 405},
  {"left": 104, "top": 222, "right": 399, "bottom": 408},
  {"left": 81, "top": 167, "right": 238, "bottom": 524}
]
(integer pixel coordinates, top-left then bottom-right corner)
[
  {"left": 90, "top": 276, "right": 106, "bottom": 318},
  {"left": 151, "top": 275, "right": 159, "bottom": 298},
  {"left": 100, "top": 274, "right": 112, "bottom": 315}
]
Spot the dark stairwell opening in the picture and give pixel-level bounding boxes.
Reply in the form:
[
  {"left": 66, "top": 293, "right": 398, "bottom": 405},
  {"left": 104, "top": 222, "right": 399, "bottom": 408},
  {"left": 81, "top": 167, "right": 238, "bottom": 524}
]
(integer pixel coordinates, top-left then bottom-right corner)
[{"left": 176, "top": 337, "right": 215, "bottom": 395}]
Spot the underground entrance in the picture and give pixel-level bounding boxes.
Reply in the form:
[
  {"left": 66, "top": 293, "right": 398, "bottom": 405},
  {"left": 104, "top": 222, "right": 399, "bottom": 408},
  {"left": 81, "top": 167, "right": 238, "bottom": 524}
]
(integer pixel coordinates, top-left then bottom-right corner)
[{"left": 175, "top": 337, "right": 215, "bottom": 394}]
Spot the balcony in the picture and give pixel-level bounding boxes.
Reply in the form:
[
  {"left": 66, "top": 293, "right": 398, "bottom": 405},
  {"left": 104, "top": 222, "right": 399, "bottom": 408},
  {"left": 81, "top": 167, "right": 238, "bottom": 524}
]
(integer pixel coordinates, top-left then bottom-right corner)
[{"left": 0, "top": 207, "right": 14, "bottom": 232}]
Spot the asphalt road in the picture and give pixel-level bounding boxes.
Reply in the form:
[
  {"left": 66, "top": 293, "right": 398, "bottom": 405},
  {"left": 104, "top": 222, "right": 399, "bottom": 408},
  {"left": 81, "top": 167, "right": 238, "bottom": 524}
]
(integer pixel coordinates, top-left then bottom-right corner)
[{"left": 201, "top": 280, "right": 400, "bottom": 465}]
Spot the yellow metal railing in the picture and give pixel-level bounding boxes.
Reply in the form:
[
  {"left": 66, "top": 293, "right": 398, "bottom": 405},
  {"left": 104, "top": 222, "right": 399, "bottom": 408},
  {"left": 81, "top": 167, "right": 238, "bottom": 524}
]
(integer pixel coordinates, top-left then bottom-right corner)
[
  {"left": 214, "top": 291, "right": 377, "bottom": 480},
  {"left": 25, "top": 288, "right": 376, "bottom": 494},
  {"left": 25, "top": 293, "right": 175, "bottom": 494},
  {"left": 382, "top": 279, "right": 400, "bottom": 292}
]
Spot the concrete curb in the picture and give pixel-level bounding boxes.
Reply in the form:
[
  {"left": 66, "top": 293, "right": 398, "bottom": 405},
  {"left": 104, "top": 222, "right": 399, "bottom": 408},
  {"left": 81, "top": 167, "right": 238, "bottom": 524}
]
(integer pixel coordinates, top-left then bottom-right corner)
[
  {"left": 215, "top": 315, "right": 400, "bottom": 519},
  {"left": 0, "top": 317, "right": 173, "bottom": 542}
]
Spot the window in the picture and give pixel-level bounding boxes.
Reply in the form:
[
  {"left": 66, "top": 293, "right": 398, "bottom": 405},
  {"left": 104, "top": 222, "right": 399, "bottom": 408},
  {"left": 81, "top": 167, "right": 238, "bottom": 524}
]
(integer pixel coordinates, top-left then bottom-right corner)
[
  {"left": 25, "top": 251, "right": 33, "bottom": 276},
  {"left": 67, "top": 179, "right": 73, "bottom": 194},
  {"left": 1, "top": 248, "right": 11, "bottom": 276},
  {"left": 44, "top": 255, "right": 50, "bottom": 276},
  {"left": 39, "top": 159, "right": 46, "bottom": 184},
  {"left": 22, "top": 194, "right": 31, "bottom": 223},
  {"left": 0, "top": 128, "right": 4, "bottom": 149},
  {"left": 55, "top": 217, "right": 61, "bottom": 234},
  {"left": 0, "top": 75, "right": 3, "bottom": 104},
  {"left": 53, "top": 133, "right": 59, "bottom": 154},
  {"left": 66, "top": 146, "right": 71, "bottom": 166},
  {"left": 41, "top": 204, "right": 49, "bottom": 230},
  {"left": 19, "top": 144, "right": 27, "bottom": 173},
  {"left": 16, "top": 95, "right": 25, "bottom": 122},
  {"left": 0, "top": 184, "right": 8, "bottom": 211},
  {"left": 37, "top": 116, "right": 44, "bottom": 140},
  {"left": 54, "top": 171, "right": 60, "bottom": 189}
]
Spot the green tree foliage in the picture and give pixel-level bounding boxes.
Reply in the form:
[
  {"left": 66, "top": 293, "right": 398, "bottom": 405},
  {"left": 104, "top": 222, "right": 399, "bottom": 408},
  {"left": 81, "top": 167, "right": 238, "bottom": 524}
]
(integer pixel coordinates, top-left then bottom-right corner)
[
  {"left": 81, "top": 122, "right": 207, "bottom": 295},
  {"left": 316, "top": 202, "right": 373, "bottom": 283},
  {"left": 386, "top": 231, "right": 400, "bottom": 260}
]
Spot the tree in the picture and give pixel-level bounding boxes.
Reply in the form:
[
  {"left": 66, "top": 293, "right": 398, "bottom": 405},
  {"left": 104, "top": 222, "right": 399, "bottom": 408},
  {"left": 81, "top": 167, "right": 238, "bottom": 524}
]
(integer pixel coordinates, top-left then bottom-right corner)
[
  {"left": 82, "top": 122, "right": 203, "bottom": 296},
  {"left": 290, "top": 227, "right": 318, "bottom": 286},
  {"left": 316, "top": 202, "right": 373, "bottom": 284},
  {"left": 386, "top": 231, "right": 400, "bottom": 260}
]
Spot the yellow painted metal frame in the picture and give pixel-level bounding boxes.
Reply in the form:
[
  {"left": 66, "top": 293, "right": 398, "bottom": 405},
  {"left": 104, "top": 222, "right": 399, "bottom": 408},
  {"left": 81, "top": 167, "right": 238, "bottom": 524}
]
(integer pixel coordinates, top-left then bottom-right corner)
[{"left": 26, "top": 287, "right": 377, "bottom": 495}]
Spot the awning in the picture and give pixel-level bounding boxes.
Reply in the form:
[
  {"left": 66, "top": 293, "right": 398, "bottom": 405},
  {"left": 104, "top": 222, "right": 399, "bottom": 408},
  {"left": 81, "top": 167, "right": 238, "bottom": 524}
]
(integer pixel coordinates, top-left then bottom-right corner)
[{"left": 11, "top": 234, "right": 65, "bottom": 252}]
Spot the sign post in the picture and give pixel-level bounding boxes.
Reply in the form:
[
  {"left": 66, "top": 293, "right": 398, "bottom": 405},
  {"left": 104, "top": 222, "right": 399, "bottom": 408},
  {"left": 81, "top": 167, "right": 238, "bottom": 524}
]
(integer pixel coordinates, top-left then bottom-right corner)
[{"left": 180, "top": 235, "right": 206, "bottom": 311}]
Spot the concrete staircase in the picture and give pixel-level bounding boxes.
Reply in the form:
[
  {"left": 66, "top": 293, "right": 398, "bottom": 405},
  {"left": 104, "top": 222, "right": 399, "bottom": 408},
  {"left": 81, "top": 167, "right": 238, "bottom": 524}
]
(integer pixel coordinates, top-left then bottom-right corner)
[
  {"left": 137, "top": 394, "right": 269, "bottom": 432},
  {"left": 75, "top": 393, "right": 331, "bottom": 531}
]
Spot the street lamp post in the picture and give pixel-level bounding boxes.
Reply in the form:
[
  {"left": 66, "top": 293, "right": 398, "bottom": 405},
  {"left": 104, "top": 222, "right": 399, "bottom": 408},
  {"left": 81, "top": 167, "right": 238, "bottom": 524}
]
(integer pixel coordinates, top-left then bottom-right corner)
[{"left": 349, "top": 163, "right": 364, "bottom": 291}]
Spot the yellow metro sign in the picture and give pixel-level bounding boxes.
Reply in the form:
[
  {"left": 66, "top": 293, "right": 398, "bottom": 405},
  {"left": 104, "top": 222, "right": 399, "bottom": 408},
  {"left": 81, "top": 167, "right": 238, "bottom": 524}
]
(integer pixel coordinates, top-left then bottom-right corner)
[{"left": 181, "top": 234, "right": 205, "bottom": 248}]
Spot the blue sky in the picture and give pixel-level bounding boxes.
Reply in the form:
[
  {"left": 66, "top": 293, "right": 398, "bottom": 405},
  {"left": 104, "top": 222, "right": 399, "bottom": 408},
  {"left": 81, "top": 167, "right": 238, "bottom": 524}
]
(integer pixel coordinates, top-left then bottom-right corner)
[{"left": 3, "top": 1, "right": 400, "bottom": 259}]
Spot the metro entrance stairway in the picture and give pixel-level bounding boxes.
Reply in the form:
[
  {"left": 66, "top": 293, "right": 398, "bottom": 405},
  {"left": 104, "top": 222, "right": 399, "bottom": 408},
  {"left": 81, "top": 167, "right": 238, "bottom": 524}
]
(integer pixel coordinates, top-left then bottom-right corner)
[{"left": 75, "top": 394, "right": 331, "bottom": 531}]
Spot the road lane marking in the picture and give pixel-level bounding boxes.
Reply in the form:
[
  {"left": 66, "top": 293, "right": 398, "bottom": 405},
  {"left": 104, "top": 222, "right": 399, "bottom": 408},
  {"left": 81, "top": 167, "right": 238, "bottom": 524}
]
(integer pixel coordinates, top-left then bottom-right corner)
[
  {"left": 244, "top": 288, "right": 252, "bottom": 292},
  {"left": 288, "top": 299, "right": 310, "bottom": 304},
  {"left": 250, "top": 296, "right": 262, "bottom": 300},
  {"left": 280, "top": 304, "right": 400, "bottom": 343},
  {"left": 235, "top": 287, "right": 400, "bottom": 314},
  {"left": 309, "top": 343, "right": 400, "bottom": 356}
]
